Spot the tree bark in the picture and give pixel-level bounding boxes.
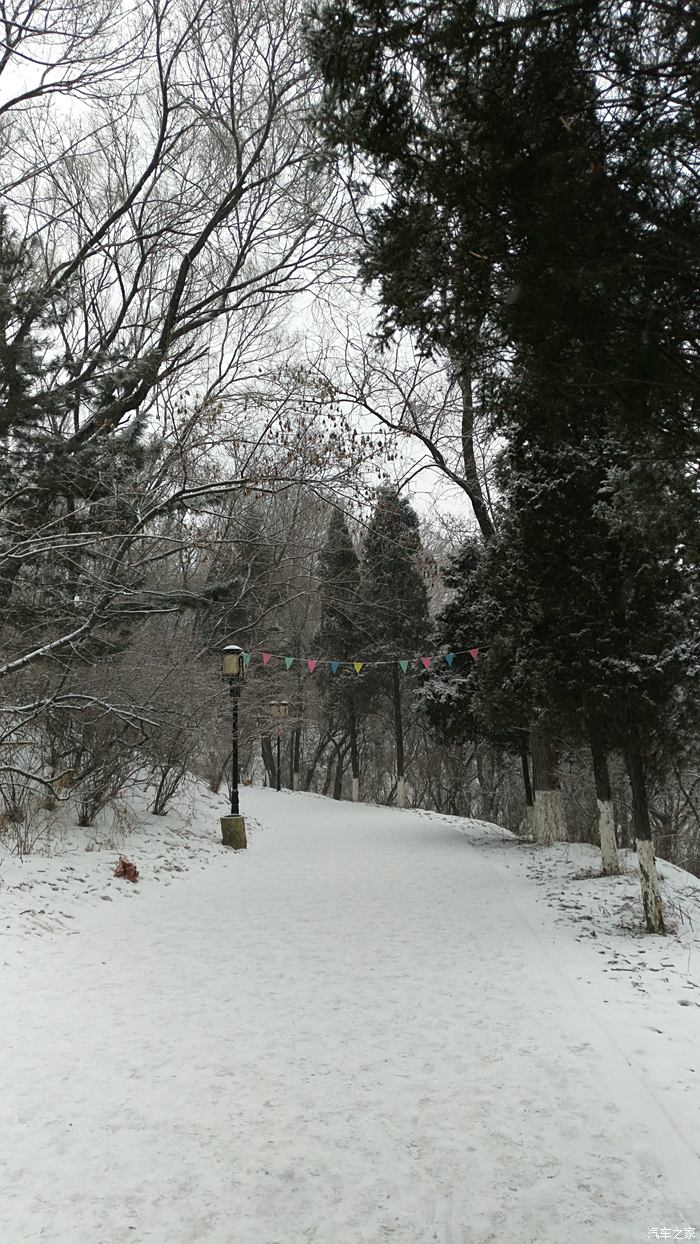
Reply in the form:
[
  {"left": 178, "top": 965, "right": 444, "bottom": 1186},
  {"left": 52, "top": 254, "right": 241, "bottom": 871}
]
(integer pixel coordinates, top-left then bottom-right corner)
[
  {"left": 332, "top": 740, "right": 346, "bottom": 800},
  {"left": 625, "top": 741, "right": 665, "bottom": 933},
  {"left": 321, "top": 750, "right": 335, "bottom": 797},
  {"left": 530, "top": 723, "right": 568, "bottom": 844},
  {"left": 261, "top": 734, "right": 275, "bottom": 788},
  {"left": 589, "top": 726, "right": 621, "bottom": 875},
  {"left": 454, "top": 359, "right": 496, "bottom": 541},
  {"left": 392, "top": 665, "right": 406, "bottom": 807},
  {"left": 349, "top": 697, "right": 360, "bottom": 801},
  {"left": 303, "top": 732, "right": 331, "bottom": 791},
  {"left": 519, "top": 734, "right": 534, "bottom": 807},
  {"left": 291, "top": 722, "right": 301, "bottom": 791},
  {"left": 476, "top": 742, "right": 496, "bottom": 821},
  {"left": 518, "top": 733, "right": 534, "bottom": 833}
]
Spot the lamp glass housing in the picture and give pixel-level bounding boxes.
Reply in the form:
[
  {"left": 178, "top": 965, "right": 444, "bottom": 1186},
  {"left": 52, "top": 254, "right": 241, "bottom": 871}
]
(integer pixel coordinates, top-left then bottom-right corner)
[
  {"left": 270, "top": 700, "right": 290, "bottom": 718},
  {"left": 222, "top": 644, "right": 244, "bottom": 679}
]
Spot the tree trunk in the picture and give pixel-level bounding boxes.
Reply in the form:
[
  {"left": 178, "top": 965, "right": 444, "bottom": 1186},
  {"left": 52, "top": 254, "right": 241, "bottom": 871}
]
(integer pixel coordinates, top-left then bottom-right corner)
[
  {"left": 453, "top": 359, "right": 496, "bottom": 541},
  {"left": 261, "top": 734, "right": 275, "bottom": 788},
  {"left": 519, "top": 733, "right": 534, "bottom": 834},
  {"left": 530, "top": 723, "right": 568, "bottom": 844},
  {"left": 625, "top": 741, "right": 665, "bottom": 934},
  {"left": 291, "top": 723, "right": 301, "bottom": 791},
  {"left": 392, "top": 665, "right": 406, "bottom": 807},
  {"left": 589, "top": 726, "right": 621, "bottom": 875},
  {"left": 332, "top": 742, "right": 345, "bottom": 800},
  {"left": 303, "top": 732, "right": 331, "bottom": 791},
  {"left": 349, "top": 697, "right": 360, "bottom": 801},
  {"left": 321, "top": 750, "right": 335, "bottom": 797},
  {"left": 476, "top": 742, "right": 495, "bottom": 820},
  {"left": 519, "top": 733, "right": 534, "bottom": 806}
]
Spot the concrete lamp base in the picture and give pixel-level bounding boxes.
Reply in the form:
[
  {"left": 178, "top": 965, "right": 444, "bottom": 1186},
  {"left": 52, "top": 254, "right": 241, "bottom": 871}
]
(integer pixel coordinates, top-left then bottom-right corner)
[{"left": 221, "top": 815, "right": 247, "bottom": 850}]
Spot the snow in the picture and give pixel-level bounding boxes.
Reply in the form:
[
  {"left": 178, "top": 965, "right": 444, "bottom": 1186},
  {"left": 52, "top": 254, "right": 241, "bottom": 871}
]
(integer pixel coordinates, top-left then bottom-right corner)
[{"left": 1, "top": 784, "right": 699, "bottom": 1244}]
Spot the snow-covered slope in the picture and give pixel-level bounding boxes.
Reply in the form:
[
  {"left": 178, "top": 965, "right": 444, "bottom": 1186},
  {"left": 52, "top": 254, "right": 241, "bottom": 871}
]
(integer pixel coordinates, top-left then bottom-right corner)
[{"left": 1, "top": 785, "right": 699, "bottom": 1243}]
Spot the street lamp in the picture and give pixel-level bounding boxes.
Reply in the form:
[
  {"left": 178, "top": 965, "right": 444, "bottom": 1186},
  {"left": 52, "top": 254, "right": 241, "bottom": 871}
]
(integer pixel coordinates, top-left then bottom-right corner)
[
  {"left": 269, "top": 700, "right": 290, "bottom": 791},
  {"left": 220, "top": 643, "right": 247, "bottom": 849}
]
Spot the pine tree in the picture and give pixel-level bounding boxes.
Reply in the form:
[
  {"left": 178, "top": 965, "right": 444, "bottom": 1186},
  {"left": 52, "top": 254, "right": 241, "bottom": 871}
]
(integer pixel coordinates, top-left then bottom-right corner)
[
  {"left": 306, "top": 0, "right": 576, "bottom": 829},
  {"left": 484, "top": 23, "right": 698, "bottom": 920},
  {"left": 316, "top": 509, "right": 365, "bottom": 799},
  {"left": 423, "top": 540, "right": 535, "bottom": 819},
  {"left": 362, "top": 488, "right": 430, "bottom": 806},
  {"left": 0, "top": 209, "right": 155, "bottom": 676},
  {"left": 308, "top": 1, "right": 699, "bottom": 923}
]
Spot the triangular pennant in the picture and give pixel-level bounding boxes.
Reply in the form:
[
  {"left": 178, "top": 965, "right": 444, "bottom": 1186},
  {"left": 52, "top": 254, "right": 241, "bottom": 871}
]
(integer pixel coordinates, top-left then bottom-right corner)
[
  {"left": 354, "top": 661, "right": 364, "bottom": 674},
  {"left": 469, "top": 648, "right": 479, "bottom": 661},
  {"left": 444, "top": 653, "right": 455, "bottom": 667},
  {"left": 242, "top": 652, "right": 251, "bottom": 668},
  {"left": 399, "top": 659, "right": 409, "bottom": 674},
  {"left": 262, "top": 652, "right": 271, "bottom": 666},
  {"left": 308, "top": 659, "right": 317, "bottom": 673},
  {"left": 284, "top": 656, "right": 294, "bottom": 669},
  {"left": 330, "top": 660, "right": 340, "bottom": 674},
  {"left": 420, "top": 657, "right": 432, "bottom": 669}
]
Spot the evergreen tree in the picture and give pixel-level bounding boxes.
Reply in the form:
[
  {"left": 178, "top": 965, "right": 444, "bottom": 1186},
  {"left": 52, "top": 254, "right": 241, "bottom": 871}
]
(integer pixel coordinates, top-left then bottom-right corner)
[
  {"left": 423, "top": 540, "right": 535, "bottom": 815},
  {"left": 308, "top": 0, "right": 698, "bottom": 453},
  {"left": 316, "top": 509, "right": 366, "bottom": 798},
  {"left": 421, "top": 543, "right": 482, "bottom": 749},
  {"left": 307, "top": 0, "right": 699, "bottom": 926},
  {"left": 0, "top": 209, "right": 156, "bottom": 676},
  {"left": 362, "top": 488, "right": 430, "bottom": 806},
  {"left": 484, "top": 23, "right": 698, "bottom": 919}
]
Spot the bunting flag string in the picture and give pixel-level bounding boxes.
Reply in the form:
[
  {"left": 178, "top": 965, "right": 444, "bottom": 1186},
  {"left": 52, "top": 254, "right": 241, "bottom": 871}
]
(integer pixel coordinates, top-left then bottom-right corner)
[{"left": 237, "top": 647, "right": 482, "bottom": 674}]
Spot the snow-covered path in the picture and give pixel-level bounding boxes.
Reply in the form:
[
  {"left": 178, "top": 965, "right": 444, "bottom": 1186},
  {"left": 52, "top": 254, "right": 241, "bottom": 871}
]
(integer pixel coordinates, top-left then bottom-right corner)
[{"left": 2, "top": 788, "right": 699, "bottom": 1244}]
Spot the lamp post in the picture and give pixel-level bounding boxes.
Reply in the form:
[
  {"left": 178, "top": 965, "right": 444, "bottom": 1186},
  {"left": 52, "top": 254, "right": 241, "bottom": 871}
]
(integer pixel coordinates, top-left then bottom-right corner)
[
  {"left": 220, "top": 644, "right": 247, "bottom": 849},
  {"left": 269, "top": 700, "right": 289, "bottom": 791}
]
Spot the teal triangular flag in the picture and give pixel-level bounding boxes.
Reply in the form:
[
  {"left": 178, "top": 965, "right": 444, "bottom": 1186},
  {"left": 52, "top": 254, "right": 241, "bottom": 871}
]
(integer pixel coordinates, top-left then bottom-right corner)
[
  {"left": 330, "top": 660, "right": 340, "bottom": 673},
  {"left": 242, "top": 652, "right": 251, "bottom": 668},
  {"left": 399, "top": 659, "right": 409, "bottom": 674},
  {"left": 444, "top": 653, "right": 455, "bottom": 667},
  {"left": 284, "top": 656, "right": 294, "bottom": 669}
]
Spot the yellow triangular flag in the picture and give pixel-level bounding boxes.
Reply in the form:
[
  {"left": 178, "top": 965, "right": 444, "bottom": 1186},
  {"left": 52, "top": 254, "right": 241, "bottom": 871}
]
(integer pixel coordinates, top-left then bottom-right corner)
[{"left": 353, "top": 661, "right": 364, "bottom": 674}]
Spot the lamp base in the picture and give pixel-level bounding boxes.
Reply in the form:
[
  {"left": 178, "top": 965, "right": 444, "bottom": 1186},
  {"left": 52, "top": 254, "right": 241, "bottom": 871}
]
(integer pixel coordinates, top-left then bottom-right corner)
[{"left": 221, "top": 815, "right": 247, "bottom": 849}]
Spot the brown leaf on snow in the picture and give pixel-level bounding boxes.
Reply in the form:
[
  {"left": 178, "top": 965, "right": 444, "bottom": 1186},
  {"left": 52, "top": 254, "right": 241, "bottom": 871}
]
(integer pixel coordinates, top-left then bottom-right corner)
[{"left": 113, "top": 856, "right": 139, "bottom": 882}]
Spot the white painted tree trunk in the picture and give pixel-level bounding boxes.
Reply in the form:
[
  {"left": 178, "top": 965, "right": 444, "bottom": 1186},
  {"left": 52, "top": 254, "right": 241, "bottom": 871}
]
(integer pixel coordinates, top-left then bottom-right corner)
[
  {"left": 292, "top": 771, "right": 299, "bottom": 791},
  {"left": 532, "top": 789, "right": 567, "bottom": 845},
  {"left": 397, "top": 777, "right": 406, "bottom": 809},
  {"left": 636, "top": 838, "right": 664, "bottom": 934},
  {"left": 597, "top": 799, "right": 620, "bottom": 875},
  {"left": 352, "top": 776, "right": 359, "bottom": 802}
]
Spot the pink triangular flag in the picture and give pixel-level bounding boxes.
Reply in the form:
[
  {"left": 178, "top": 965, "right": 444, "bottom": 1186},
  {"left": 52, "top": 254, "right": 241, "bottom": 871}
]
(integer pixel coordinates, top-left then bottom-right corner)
[
  {"left": 420, "top": 657, "right": 432, "bottom": 669},
  {"left": 308, "top": 659, "right": 317, "bottom": 672},
  {"left": 469, "top": 648, "right": 479, "bottom": 661},
  {"left": 262, "top": 652, "right": 271, "bottom": 665}
]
